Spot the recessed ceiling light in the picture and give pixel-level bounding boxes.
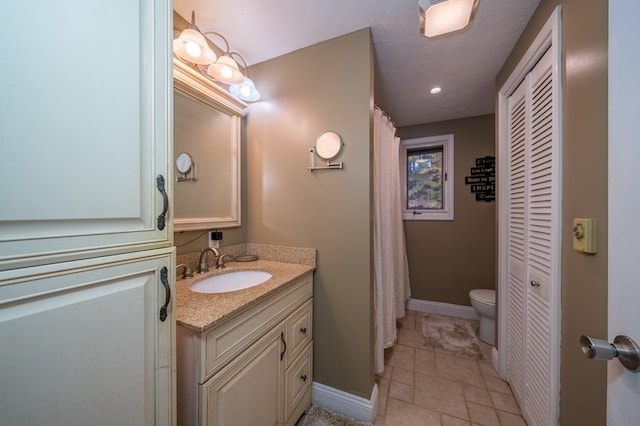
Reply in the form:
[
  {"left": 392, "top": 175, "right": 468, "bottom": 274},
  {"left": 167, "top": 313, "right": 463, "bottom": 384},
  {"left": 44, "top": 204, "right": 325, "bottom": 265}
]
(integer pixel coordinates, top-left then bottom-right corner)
[{"left": 430, "top": 87, "right": 442, "bottom": 94}]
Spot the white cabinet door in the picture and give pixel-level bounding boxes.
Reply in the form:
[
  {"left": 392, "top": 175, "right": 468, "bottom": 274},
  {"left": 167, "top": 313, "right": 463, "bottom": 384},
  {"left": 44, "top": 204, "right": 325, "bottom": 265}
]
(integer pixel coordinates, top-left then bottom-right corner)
[
  {"left": 0, "top": 249, "right": 175, "bottom": 426},
  {"left": 0, "top": 0, "right": 172, "bottom": 270},
  {"left": 202, "top": 325, "right": 285, "bottom": 426}
]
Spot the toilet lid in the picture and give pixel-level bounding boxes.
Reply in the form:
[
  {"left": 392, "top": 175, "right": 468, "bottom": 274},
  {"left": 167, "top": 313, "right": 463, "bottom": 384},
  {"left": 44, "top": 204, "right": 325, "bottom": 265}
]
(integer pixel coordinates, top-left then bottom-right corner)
[{"left": 470, "top": 289, "right": 495, "bottom": 305}]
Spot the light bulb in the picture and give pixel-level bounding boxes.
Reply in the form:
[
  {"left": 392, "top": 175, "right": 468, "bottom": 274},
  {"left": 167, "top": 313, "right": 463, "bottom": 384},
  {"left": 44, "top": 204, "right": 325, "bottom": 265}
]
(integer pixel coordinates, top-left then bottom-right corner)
[
  {"left": 220, "top": 65, "right": 233, "bottom": 79},
  {"left": 185, "top": 41, "right": 202, "bottom": 58},
  {"left": 240, "top": 84, "right": 252, "bottom": 98}
]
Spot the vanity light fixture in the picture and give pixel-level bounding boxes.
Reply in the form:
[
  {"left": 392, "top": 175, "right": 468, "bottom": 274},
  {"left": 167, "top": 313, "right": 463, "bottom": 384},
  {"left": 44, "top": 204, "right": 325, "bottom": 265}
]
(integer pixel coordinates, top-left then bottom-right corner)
[
  {"left": 419, "top": 0, "right": 479, "bottom": 38},
  {"left": 173, "top": 11, "right": 261, "bottom": 101}
]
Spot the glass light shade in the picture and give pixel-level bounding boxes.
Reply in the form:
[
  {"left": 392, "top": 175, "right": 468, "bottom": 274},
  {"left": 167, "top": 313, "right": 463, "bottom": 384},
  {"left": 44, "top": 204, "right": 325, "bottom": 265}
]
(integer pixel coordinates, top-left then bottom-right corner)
[
  {"left": 173, "top": 28, "right": 217, "bottom": 65},
  {"left": 229, "top": 77, "right": 261, "bottom": 102},
  {"left": 420, "top": 0, "right": 476, "bottom": 37},
  {"left": 207, "top": 55, "right": 244, "bottom": 84}
]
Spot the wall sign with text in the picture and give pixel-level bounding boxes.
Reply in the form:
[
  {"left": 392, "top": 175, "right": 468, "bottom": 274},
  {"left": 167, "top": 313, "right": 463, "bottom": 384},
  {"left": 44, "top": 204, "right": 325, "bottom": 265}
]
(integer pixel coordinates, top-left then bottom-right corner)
[{"left": 465, "top": 156, "right": 495, "bottom": 202}]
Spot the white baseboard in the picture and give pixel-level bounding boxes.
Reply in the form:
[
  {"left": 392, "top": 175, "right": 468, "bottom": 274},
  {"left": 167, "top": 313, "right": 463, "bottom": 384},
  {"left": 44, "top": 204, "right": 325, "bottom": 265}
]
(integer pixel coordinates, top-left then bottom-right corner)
[
  {"left": 407, "top": 298, "right": 479, "bottom": 320},
  {"left": 311, "top": 381, "right": 378, "bottom": 423}
]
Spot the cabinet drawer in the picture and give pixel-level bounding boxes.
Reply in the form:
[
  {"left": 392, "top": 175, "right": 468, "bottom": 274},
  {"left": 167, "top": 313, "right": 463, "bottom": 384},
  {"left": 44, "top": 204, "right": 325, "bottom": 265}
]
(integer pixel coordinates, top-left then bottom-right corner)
[
  {"left": 285, "top": 299, "right": 312, "bottom": 367},
  {"left": 285, "top": 342, "right": 313, "bottom": 423},
  {"left": 202, "top": 272, "right": 312, "bottom": 380}
]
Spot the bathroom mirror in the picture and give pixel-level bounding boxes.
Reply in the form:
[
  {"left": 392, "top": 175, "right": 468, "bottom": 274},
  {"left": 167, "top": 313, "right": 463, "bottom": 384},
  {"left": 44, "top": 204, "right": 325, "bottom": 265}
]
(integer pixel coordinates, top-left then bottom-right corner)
[
  {"left": 315, "top": 131, "right": 343, "bottom": 161},
  {"left": 173, "top": 58, "right": 246, "bottom": 231},
  {"left": 176, "top": 152, "right": 193, "bottom": 174},
  {"left": 175, "top": 152, "right": 197, "bottom": 182}
]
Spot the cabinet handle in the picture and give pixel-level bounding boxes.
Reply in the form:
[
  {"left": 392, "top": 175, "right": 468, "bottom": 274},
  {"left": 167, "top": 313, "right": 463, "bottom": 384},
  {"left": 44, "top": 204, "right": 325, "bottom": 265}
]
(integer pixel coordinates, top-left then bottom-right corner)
[
  {"left": 300, "top": 327, "right": 307, "bottom": 334},
  {"left": 300, "top": 374, "right": 307, "bottom": 382},
  {"left": 156, "top": 175, "right": 169, "bottom": 230},
  {"left": 530, "top": 280, "right": 540, "bottom": 288},
  {"left": 280, "top": 332, "right": 287, "bottom": 361},
  {"left": 159, "top": 267, "right": 171, "bottom": 322}
]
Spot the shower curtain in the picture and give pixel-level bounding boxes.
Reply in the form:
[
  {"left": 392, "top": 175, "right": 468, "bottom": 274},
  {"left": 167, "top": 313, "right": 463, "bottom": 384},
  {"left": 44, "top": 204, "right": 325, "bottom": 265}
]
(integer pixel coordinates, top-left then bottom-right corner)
[{"left": 373, "top": 107, "right": 411, "bottom": 374}]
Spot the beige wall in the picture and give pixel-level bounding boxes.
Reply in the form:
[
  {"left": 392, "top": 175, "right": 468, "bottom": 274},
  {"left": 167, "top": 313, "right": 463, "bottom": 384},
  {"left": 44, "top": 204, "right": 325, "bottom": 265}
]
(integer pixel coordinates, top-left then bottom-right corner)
[
  {"left": 245, "top": 29, "right": 375, "bottom": 398},
  {"left": 496, "top": 1, "right": 608, "bottom": 423},
  {"left": 398, "top": 115, "right": 496, "bottom": 305}
]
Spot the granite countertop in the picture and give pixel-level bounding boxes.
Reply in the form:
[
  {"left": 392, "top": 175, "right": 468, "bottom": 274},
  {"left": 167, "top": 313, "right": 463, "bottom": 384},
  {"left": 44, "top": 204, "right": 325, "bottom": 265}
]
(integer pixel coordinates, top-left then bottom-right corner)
[{"left": 175, "top": 259, "right": 314, "bottom": 332}]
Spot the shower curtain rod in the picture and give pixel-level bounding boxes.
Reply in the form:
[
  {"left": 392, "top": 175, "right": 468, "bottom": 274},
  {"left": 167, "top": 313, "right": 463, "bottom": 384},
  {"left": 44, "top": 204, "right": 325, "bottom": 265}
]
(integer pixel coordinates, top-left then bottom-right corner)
[{"left": 374, "top": 105, "right": 397, "bottom": 131}]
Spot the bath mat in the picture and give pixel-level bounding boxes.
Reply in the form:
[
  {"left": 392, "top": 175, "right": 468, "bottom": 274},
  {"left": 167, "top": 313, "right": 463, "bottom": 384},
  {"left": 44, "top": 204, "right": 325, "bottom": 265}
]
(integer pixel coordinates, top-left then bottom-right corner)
[
  {"left": 297, "top": 406, "right": 373, "bottom": 426},
  {"left": 422, "top": 314, "right": 486, "bottom": 360}
]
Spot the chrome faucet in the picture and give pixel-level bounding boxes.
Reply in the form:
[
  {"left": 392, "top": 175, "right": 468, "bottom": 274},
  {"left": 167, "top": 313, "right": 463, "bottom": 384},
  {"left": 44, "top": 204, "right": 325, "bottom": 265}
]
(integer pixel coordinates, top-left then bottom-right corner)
[
  {"left": 198, "top": 248, "right": 220, "bottom": 273},
  {"left": 216, "top": 254, "right": 234, "bottom": 269},
  {"left": 176, "top": 263, "right": 194, "bottom": 279}
]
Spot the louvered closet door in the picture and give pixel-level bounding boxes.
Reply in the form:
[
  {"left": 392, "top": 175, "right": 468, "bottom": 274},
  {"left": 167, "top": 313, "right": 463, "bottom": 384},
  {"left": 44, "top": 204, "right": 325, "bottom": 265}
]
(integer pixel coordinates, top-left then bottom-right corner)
[
  {"left": 525, "top": 48, "right": 557, "bottom": 426},
  {"left": 505, "top": 47, "right": 559, "bottom": 426},
  {"left": 506, "top": 79, "right": 528, "bottom": 409}
]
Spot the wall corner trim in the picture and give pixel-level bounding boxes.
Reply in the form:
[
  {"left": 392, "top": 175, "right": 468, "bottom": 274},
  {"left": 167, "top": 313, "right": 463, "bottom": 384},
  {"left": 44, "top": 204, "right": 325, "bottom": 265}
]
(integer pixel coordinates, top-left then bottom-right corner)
[{"left": 311, "top": 381, "right": 379, "bottom": 423}]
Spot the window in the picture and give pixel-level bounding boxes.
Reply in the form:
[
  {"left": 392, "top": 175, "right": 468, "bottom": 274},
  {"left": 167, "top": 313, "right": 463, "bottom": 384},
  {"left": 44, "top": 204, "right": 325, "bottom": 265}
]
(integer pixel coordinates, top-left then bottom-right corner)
[{"left": 401, "top": 134, "right": 454, "bottom": 220}]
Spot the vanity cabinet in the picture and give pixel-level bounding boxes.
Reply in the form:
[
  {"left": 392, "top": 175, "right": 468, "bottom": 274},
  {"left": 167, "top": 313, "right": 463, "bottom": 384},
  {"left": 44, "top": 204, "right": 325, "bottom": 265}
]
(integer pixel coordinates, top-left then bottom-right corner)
[{"left": 177, "top": 272, "right": 313, "bottom": 426}]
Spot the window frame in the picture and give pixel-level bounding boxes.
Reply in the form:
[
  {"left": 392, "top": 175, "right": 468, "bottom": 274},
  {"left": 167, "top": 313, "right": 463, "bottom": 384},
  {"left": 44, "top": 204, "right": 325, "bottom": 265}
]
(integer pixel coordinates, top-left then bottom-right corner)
[{"left": 400, "top": 134, "right": 454, "bottom": 221}]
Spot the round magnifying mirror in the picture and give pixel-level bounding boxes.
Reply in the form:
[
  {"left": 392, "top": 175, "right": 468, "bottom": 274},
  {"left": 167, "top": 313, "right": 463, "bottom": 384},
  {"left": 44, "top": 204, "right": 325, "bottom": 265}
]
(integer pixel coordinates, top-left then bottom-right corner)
[
  {"left": 176, "top": 152, "right": 193, "bottom": 174},
  {"left": 315, "top": 131, "right": 343, "bottom": 161}
]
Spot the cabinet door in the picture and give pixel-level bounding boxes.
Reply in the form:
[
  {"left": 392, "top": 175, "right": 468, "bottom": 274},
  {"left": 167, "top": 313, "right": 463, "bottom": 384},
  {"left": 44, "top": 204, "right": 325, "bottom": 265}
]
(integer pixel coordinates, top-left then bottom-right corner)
[
  {"left": 202, "top": 326, "right": 285, "bottom": 426},
  {"left": 0, "top": 249, "right": 175, "bottom": 426},
  {"left": 0, "top": 0, "right": 172, "bottom": 271}
]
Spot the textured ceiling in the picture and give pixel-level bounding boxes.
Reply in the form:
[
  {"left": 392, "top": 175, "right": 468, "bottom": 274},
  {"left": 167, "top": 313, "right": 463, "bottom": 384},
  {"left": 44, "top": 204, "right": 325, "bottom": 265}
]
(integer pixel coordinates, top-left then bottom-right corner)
[{"left": 174, "top": 0, "right": 541, "bottom": 127}]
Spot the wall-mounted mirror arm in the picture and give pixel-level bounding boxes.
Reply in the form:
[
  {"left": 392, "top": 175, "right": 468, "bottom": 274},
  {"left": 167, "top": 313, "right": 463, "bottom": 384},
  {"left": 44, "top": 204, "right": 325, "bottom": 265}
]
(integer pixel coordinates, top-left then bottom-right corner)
[
  {"left": 176, "top": 161, "right": 198, "bottom": 182},
  {"left": 307, "top": 148, "right": 344, "bottom": 172},
  {"left": 307, "top": 131, "right": 345, "bottom": 173}
]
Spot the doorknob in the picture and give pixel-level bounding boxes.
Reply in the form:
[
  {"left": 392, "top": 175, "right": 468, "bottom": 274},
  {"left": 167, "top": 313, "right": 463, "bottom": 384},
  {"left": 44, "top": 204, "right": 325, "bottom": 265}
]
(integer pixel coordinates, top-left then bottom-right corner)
[{"left": 580, "top": 335, "right": 640, "bottom": 372}]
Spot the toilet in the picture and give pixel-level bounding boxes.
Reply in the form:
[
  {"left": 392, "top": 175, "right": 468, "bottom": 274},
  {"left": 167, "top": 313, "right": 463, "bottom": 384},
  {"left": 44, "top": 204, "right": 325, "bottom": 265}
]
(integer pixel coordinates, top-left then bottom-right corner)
[{"left": 469, "top": 289, "right": 496, "bottom": 345}]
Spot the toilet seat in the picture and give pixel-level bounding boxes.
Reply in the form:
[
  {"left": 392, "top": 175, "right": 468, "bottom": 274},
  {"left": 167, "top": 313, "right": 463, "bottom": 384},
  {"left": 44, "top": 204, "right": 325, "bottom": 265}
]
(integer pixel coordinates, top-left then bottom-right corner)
[{"left": 470, "top": 289, "right": 495, "bottom": 306}]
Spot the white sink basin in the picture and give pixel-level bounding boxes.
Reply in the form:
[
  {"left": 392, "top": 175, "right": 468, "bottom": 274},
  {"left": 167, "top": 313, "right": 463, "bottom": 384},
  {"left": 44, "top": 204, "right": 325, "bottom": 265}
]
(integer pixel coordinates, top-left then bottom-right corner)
[{"left": 190, "top": 271, "right": 272, "bottom": 294}]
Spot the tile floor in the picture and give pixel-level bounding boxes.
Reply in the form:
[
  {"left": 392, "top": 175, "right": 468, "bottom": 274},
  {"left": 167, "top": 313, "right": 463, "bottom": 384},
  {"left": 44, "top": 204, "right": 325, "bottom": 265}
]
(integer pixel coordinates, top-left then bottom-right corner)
[{"left": 374, "top": 311, "right": 527, "bottom": 426}]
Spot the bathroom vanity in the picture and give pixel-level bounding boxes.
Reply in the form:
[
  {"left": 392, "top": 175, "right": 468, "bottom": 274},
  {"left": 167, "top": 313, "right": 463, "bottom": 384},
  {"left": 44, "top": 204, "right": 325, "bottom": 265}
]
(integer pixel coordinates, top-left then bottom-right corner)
[{"left": 176, "top": 257, "right": 314, "bottom": 426}]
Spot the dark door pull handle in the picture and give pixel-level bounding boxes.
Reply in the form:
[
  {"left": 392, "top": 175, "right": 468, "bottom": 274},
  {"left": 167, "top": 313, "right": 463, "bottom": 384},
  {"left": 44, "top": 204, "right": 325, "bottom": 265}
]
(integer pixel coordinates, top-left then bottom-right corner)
[
  {"left": 280, "top": 332, "right": 287, "bottom": 360},
  {"left": 159, "top": 267, "right": 170, "bottom": 321},
  {"left": 156, "top": 175, "right": 168, "bottom": 230}
]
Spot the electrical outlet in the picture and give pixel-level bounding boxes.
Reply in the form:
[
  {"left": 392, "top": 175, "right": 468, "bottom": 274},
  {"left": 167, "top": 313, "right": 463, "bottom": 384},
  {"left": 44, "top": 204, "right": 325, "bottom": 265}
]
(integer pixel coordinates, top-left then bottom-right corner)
[{"left": 209, "top": 231, "right": 219, "bottom": 249}]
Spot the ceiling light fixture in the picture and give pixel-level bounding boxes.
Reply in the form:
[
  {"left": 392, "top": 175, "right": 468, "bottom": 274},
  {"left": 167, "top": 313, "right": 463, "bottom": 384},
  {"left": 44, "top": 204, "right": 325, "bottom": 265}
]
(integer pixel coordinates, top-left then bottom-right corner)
[
  {"left": 173, "top": 11, "right": 260, "bottom": 101},
  {"left": 419, "top": 0, "right": 479, "bottom": 38},
  {"left": 430, "top": 87, "right": 442, "bottom": 94}
]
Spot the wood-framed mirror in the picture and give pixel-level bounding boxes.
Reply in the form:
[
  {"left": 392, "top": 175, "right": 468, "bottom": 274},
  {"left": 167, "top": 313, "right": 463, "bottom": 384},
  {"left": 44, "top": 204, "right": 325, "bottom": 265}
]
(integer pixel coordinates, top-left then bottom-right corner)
[{"left": 173, "top": 58, "right": 246, "bottom": 231}]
